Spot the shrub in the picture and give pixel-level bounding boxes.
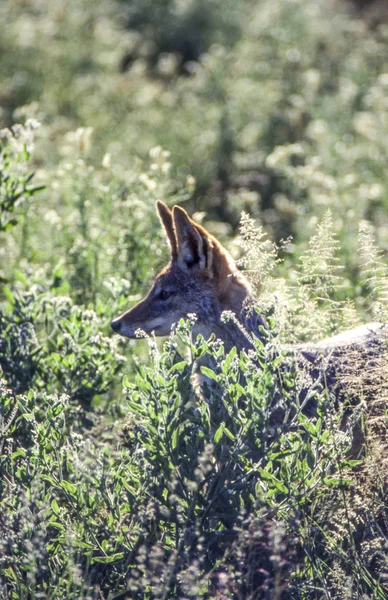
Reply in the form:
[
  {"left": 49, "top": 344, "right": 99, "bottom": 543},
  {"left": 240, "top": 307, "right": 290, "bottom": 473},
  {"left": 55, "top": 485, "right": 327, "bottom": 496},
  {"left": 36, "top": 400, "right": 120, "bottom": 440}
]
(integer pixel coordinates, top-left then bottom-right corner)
[{"left": 2, "top": 320, "right": 387, "bottom": 598}]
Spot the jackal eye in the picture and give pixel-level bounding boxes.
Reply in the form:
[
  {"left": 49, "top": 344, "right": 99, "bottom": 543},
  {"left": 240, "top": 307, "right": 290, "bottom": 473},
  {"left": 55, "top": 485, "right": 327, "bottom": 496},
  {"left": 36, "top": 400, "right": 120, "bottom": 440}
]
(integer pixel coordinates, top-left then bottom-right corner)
[{"left": 158, "top": 289, "right": 175, "bottom": 301}]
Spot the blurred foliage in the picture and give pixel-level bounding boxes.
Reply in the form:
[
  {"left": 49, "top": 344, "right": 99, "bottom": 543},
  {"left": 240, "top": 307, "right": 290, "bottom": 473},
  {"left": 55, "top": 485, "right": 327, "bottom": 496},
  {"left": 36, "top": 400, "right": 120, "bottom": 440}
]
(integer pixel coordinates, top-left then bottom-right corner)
[
  {"left": 118, "top": 0, "right": 245, "bottom": 73},
  {"left": 0, "top": 0, "right": 388, "bottom": 598},
  {"left": 0, "top": 121, "right": 44, "bottom": 233},
  {"left": 1, "top": 0, "right": 387, "bottom": 248}
]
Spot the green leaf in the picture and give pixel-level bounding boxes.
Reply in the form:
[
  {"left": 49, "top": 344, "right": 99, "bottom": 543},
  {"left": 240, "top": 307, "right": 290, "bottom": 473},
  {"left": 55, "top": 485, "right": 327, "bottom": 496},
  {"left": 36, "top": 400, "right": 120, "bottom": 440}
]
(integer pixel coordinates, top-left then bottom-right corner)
[
  {"left": 28, "top": 184, "right": 46, "bottom": 195},
  {"left": 223, "top": 426, "right": 236, "bottom": 441},
  {"left": 200, "top": 366, "right": 218, "bottom": 381},
  {"left": 258, "top": 468, "right": 288, "bottom": 494},
  {"left": 342, "top": 459, "right": 363, "bottom": 468},
  {"left": 171, "top": 427, "right": 179, "bottom": 450},
  {"left": 234, "top": 383, "right": 246, "bottom": 397},
  {"left": 3, "top": 218, "right": 19, "bottom": 231},
  {"left": 51, "top": 499, "right": 60, "bottom": 515},
  {"left": 126, "top": 398, "right": 147, "bottom": 416},
  {"left": 40, "top": 475, "right": 57, "bottom": 486},
  {"left": 11, "top": 448, "right": 27, "bottom": 460},
  {"left": 170, "top": 360, "right": 187, "bottom": 373},
  {"left": 3, "top": 287, "right": 14, "bottom": 304},
  {"left": 60, "top": 481, "right": 77, "bottom": 496},
  {"left": 92, "top": 553, "right": 125, "bottom": 564},
  {"left": 3, "top": 567, "right": 17, "bottom": 582},
  {"left": 214, "top": 423, "right": 224, "bottom": 444},
  {"left": 323, "top": 477, "right": 351, "bottom": 487},
  {"left": 223, "top": 347, "right": 237, "bottom": 374},
  {"left": 53, "top": 404, "right": 64, "bottom": 416},
  {"left": 13, "top": 269, "right": 29, "bottom": 286},
  {"left": 49, "top": 522, "right": 66, "bottom": 531}
]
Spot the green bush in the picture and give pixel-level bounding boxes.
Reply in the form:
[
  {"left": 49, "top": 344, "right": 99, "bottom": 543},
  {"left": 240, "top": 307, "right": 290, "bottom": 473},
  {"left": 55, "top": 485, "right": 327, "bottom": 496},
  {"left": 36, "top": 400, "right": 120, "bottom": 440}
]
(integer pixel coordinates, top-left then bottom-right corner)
[{"left": 1, "top": 320, "right": 387, "bottom": 598}]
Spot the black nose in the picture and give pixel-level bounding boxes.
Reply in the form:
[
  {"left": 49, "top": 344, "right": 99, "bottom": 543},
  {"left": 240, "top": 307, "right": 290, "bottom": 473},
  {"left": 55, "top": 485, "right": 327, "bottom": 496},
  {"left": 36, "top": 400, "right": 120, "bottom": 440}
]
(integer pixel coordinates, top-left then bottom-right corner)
[{"left": 111, "top": 319, "right": 121, "bottom": 333}]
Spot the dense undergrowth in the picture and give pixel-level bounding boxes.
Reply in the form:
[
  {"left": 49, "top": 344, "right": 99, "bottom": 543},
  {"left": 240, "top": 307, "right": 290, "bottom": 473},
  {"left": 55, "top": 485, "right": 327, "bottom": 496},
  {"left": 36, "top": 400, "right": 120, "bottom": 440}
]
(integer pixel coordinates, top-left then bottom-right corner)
[{"left": 1, "top": 0, "right": 388, "bottom": 598}]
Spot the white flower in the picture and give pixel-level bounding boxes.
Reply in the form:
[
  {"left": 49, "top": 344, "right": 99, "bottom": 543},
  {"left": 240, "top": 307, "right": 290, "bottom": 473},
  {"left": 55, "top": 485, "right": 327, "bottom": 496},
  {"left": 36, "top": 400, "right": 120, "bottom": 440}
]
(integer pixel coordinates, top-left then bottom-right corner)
[{"left": 102, "top": 153, "right": 111, "bottom": 169}]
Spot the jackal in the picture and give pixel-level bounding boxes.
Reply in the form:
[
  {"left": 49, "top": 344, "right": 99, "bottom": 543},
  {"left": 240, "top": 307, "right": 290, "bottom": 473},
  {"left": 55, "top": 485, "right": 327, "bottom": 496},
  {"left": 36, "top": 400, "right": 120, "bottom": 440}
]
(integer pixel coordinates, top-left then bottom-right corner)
[
  {"left": 111, "top": 201, "right": 384, "bottom": 362},
  {"left": 111, "top": 201, "right": 268, "bottom": 351}
]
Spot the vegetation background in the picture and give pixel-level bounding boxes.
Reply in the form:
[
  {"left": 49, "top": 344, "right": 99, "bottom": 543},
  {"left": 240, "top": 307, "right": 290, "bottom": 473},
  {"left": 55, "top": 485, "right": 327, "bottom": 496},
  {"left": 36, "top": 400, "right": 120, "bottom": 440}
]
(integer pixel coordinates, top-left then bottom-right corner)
[{"left": 0, "top": 0, "right": 387, "bottom": 598}]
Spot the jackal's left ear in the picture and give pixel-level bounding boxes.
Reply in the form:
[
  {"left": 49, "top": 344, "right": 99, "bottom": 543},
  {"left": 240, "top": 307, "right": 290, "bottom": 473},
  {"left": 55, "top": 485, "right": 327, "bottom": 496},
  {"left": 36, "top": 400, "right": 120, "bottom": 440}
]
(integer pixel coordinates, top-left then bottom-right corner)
[
  {"left": 173, "top": 206, "right": 213, "bottom": 274},
  {"left": 157, "top": 201, "right": 178, "bottom": 259}
]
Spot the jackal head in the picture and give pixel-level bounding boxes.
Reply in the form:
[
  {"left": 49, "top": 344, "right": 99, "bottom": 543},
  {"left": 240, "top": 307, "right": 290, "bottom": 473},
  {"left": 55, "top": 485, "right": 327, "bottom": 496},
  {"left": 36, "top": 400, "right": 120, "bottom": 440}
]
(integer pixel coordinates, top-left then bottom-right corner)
[{"left": 111, "top": 201, "right": 253, "bottom": 340}]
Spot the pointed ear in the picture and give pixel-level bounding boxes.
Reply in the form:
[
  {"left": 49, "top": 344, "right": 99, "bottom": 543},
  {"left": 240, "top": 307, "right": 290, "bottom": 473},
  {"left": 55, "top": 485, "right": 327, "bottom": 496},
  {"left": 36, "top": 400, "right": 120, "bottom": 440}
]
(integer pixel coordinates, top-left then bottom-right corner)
[
  {"left": 157, "top": 201, "right": 177, "bottom": 259},
  {"left": 173, "top": 206, "right": 213, "bottom": 273}
]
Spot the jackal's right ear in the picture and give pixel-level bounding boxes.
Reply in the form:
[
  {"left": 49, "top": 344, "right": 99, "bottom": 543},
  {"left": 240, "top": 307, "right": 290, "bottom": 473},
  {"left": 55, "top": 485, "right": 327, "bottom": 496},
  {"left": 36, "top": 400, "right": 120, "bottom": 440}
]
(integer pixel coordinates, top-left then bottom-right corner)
[
  {"left": 157, "top": 201, "right": 178, "bottom": 259},
  {"left": 173, "top": 205, "right": 212, "bottom": 273}
]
